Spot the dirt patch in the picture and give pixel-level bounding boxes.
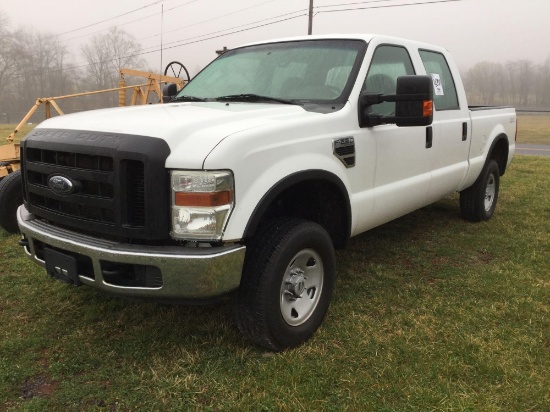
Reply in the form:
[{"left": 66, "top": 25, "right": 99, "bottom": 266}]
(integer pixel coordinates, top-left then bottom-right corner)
[
  {"left": 476, "top": 250, "right": 495, "bottom": 264},
  {"left": 20, "top": 374, "right": 58, "bottom": 399}
]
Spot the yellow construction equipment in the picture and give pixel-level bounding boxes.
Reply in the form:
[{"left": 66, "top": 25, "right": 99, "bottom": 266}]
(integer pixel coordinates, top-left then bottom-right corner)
[{"left": 0, "top": 64, "right": 188, "bottom": 233}]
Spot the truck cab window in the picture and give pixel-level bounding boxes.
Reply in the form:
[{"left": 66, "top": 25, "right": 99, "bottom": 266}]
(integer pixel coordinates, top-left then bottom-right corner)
[
  {"left": 363, "top": 45, "right": 415, "bottom": 116},
  {"left": 419, "top": 50, "right": 459, "bottom": 110}
]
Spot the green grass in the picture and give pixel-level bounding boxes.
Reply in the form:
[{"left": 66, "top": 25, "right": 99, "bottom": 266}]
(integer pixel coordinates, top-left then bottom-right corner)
[
  {"left": 1, "top": 155, "right": 548, "bottom": 411},
  {"left": 516, "top": 114, "right": 550, "bottom": 145},
  {"left": 0, "top": 124, "right": 36, "bottom": 145}
]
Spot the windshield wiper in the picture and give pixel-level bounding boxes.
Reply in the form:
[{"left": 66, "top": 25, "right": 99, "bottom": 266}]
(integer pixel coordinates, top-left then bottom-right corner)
[
  {"left": 171, "top": 95, "right": 208, "bottom": 102},
  {"left": 215, "top": 94, "right": 296, "bottom": 105}
]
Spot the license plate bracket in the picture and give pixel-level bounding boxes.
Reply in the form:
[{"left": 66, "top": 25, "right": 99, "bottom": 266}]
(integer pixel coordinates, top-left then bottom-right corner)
[{"left": 44, "top": 248, "right": 81, "bottom": 286}]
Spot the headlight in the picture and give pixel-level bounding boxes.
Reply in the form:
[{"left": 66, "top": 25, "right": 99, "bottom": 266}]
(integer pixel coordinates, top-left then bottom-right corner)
[{"left": 170, "top": 170, "right": 234, "bottom": 241}]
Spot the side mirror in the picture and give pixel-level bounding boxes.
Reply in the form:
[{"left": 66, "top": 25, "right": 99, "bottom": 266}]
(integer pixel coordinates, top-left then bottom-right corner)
[
  {"left": 359, "top": 75, "right": 433, "bottom": 127},
  {"left": 394, "top": 75, "right": 433, "bottom": 127},
  {"left": 162, "top": 83, "right": 178, "bottom": 103}
]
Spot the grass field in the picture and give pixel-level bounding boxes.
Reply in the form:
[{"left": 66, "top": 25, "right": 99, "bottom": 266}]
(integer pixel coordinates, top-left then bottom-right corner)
[
  {"left": 0, "top": 124, "right": 36, "bottom": 145},
  {"left": 516, "top": 113, "right": 550, "bottom": 144},
  {"left": 1, "top": 154, "right": 549, "bottom": 410}
]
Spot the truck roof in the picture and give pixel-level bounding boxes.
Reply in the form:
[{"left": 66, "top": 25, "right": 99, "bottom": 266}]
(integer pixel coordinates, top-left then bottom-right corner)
[{"left": 239, "top": 33, "right": 449, "bottom": 54}]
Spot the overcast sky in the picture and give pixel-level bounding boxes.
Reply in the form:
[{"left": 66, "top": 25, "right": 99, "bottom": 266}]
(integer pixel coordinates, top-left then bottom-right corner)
[{"left": 1, "top": 0, "right": 549, "bottom": 75}]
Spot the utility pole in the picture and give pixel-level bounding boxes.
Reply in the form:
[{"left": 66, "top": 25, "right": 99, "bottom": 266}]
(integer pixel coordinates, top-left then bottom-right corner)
[{"left": 308, "top": 0, "right": 313, "bottom": 35}]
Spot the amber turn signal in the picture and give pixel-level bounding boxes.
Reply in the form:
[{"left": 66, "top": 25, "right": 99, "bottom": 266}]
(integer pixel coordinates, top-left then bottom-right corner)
[
  {"left": 423, "top": 100, "right": 433, "bottom": 117},
  {"left": 175, "top": 191, "right": 233, "bottom": 207}
]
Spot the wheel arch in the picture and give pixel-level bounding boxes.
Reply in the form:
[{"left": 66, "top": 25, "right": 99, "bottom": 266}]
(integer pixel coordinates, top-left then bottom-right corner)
[
  {"left": 243, "top": 170, "right": 351, "bottom": 249},
  {"left": 487, "top": 133, "right": 510, "bottom": 176}
]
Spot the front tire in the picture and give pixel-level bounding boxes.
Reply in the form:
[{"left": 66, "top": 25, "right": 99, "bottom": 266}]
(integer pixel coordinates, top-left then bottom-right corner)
[
  {"left": 235, "top": 218, "right": 336, "bottom": 351},
  {"left": 460, "top": 159, "right": 500, "bottom": 222},
  {"left": 0, "top": 170, "right": 23, "bottom": 234}
]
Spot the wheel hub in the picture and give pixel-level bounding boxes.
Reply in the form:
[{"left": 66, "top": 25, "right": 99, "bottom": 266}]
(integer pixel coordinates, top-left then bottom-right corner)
[
  {"left": 284, "top": 268, "right": 307, "bottom": 300},
  {"left": 484, "top": 175, "right": 496, "bottom": 211},
  {"left": 279, "top": 248, "right": 325, "bottom": 327}
]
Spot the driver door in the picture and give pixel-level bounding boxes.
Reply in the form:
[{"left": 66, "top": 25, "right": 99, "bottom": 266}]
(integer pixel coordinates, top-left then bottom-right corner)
[{"left": 354, "top": 44, "right": 433, "bottom": 232}]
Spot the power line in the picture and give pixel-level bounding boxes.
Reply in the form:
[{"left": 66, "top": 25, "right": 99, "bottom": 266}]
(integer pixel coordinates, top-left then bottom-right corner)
[
  {"left": 57, "top": 0, "right": 170, "bottom": 36},
  {"left": 7, "top": 10, "right": 306, "bottom": 82},
  {"left": 63, "top": 11, "right": 161, "bottom": 43},
  {"left": 74, "top": 12, "right": 307, "bottom": 64},
  {"left": 60, "top": 0, "right": 210, "bottom": 45},
  {"left": 59, "top": 0, "right": 463, "bottom": 73},
  {"left": 316, "top": 0, "right": 464, "bottom": 14},
  {"left": 137, "top": 0, "right": 281, "bottom": 43},
  {"left": 7, "top": 0, "right": 465, "bottom": 83},
  {"left": 62, "top": 1, "right": 280, "bottom": 51},
  {"left": 109, "top": 0, "right": 465, "bottom": 58},
  {"left": 316, "top": 0, "right": 397, "bottom": 8},
  {"left": 47, "top": 0, "right": 466, "bottom": 65},
  {"left": 139, "top": 13, "right": 307, "bottom": 55},
  {"left": 137, "top": 8, "right": 307, "bottom": 52}
]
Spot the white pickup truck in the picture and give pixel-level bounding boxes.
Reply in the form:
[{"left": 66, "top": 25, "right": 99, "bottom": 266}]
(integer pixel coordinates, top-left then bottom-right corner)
[{"left": 16, "top": 34, "right": 515, "bottom": 350}]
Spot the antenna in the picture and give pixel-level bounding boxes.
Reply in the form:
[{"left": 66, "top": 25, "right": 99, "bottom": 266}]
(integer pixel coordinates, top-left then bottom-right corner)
[
  {"left": 160, "top": 4, "right": 164, "bottom": 75},
  {"left": 308, "top": 0, "right": 313, "bottom": 35}
]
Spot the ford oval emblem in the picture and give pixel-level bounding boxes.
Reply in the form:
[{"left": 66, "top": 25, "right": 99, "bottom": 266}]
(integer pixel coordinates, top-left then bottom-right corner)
[{"left": 48, "top": 175, "right": 75, "bottom": 195}]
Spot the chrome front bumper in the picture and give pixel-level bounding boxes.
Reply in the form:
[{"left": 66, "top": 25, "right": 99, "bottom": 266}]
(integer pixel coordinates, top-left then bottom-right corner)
[{"left": 17, "top": 205, "right": 246, "bottom": 301}]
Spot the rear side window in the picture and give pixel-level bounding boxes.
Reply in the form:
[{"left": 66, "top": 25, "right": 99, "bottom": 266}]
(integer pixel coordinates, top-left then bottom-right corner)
[
  {"left": 363, "top": 45, "right": 415, "bottom": 116},
  {"left": 419, "top": 50, "right": 459, "bottom": 110}
]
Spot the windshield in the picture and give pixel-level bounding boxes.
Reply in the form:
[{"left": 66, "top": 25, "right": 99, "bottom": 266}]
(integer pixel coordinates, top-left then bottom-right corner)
[{"left": 177, "top": 39, "right": 366, "bottom": 106}]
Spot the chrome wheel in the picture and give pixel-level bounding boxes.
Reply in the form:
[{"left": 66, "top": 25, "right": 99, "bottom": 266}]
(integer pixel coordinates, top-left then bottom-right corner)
[
  {"left": 280, "top": 248, "right": 324, "bottom": 326},
  {"left": 484, "top": 173, "right": 496, "bottom": 211}
]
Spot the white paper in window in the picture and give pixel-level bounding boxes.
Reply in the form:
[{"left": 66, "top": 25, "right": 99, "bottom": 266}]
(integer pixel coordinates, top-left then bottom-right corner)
[{"left": 431, "top": 73, "right": 444, "bottom": 96}]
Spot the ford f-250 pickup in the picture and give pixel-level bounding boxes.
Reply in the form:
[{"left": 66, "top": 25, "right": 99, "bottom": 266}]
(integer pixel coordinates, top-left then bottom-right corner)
[{"left": 16, "top": 34, "right": 516, "bottom": 351}]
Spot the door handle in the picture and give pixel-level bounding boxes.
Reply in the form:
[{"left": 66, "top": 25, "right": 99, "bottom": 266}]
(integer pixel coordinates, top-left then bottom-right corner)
[
  {"left": 426, "top": 126, "right": 433, "bottom": 149},
  {"left": 462, "top": 122, "right": 467, "bottom": 141}
]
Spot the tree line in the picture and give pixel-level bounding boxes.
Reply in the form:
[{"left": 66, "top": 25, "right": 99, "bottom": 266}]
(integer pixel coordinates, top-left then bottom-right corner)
[
  {"left": 1, "top": 8, "right": 549, "bottom": 126},
  {"left": 464, "top": 59, "right": 550, "bottom": 108},
  {"left": 0, "top": 11, "right": 147, "bottom": 125}
]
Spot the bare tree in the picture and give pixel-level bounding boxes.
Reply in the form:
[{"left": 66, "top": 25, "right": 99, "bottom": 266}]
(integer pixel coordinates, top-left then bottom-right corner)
[
  {"left": 12, "top": 29, "right": 72, "bottom": 97},
  {"left": 81, "top": 27, "right": 145, "bottom": 106},
  {"left": 1, "top": 23, "right": 73, "bottom": 123},
  {"left": 503, "top": 60, "right": 535, "bottom": 107},
  {"left": 0, "top": 12, "right": 18, "bottom": 120},
  {"left": 464, "top": 61, "right": 507, "bottom": 105},
  {"left": 534, "top": 57, "right": 550, "bottom": 107},
  {"left": 516, "top": 60, "right": 534, "bottom": 106}
]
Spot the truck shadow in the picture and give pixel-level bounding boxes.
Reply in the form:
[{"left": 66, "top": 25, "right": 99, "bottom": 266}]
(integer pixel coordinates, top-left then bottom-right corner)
[{"left": 61, "top": 196, "right": 463, "bottom": 352}]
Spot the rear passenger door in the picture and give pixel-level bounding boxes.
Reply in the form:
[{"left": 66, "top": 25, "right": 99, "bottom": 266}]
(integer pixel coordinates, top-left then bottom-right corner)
[{"left": 418, "top": 50, "right": 471, "bottom": 201}]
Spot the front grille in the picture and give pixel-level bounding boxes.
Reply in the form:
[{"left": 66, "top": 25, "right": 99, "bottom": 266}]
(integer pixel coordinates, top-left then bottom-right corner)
[
  {"left": 22, "top": 128, "right": 171, "bottom": 241},
  {"left": 124, "top": 160, "right": 146, "bottom": 227},
  {"left": 25, "top": 147, "right": 121, "bottom": 226},
  {"left": 27, "top": 148, "right": 113, "bottom": 171},
  {"left": 27, "top": 170, "right": 114, "bottom": 199},
  {"left": 82, "top": 180, "right": 114, "bottom": 198},
  {"left": 29, "top": 193, "right": 116, "bottom": 223}
]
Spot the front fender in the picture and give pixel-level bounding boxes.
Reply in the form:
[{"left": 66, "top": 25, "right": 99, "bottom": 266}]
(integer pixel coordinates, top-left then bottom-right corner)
[
  {"left": 242, "top": 169, "right": 351, "bottom": 241},
  {"left": 219, "top": 150, "right": 352, "bottom": 242}
]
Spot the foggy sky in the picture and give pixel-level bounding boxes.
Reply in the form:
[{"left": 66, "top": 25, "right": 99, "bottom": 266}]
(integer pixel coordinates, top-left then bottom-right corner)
[{"left": 1, "top": 0, "right": 549, "bottom": 75}]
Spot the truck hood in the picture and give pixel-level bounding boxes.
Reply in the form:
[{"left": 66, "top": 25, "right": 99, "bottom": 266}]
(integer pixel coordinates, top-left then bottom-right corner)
[{"left": 38, "top": 102, "right": 308, "bottom": 168}]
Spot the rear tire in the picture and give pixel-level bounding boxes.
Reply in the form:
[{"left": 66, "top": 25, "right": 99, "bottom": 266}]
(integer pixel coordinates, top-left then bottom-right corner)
[
  {"left": 235, "top": 218, "right": 336, "bottom": 351},
  {"left": 0, "top": 170, "right": 23, "bottom": 234},
  {"left": 460, "top": 159, "right": 500, "bottom": 222}
]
